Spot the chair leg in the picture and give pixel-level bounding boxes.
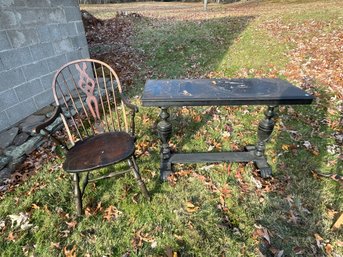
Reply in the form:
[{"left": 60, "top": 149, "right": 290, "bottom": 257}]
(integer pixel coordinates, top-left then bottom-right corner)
[
  {"left": 73, "top": 173, "right": 83, "bottom": 216},
  {"left": 128, "top": 156, "right": 150, "bottom": 200}
]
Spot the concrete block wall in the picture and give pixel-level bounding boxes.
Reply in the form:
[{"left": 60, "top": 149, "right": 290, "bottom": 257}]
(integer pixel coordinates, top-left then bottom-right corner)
[{"left": 0, "top": 0, "right": 89, "bottom": 132}]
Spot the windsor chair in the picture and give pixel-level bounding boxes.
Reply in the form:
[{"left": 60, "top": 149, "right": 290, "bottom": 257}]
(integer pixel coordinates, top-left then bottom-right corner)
[{"left": 35, "top": 59, "right": 150, "bottom": 216}]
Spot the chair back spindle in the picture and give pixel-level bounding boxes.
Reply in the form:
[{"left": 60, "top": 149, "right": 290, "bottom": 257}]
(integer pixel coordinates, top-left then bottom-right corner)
[{"left": 52, "top": 59, "right": 130, "bottom": 148}]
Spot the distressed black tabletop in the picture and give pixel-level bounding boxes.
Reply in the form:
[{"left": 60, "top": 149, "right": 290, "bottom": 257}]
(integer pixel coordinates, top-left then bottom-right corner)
[{"left": 141, "top": 78, "right": 314, "bottom": 106}]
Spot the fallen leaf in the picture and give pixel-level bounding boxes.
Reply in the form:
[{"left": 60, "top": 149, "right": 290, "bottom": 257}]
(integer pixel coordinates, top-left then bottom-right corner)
[
  {"left": 270, "top": 247, "right": 284, "bottom": 257},
  {"left": 332, "top": 213, "right": 343, "bottom": 230},
  {"left": 7, "top": 231, "right": 16, "bottom": 241},
  {"left": 65, "top": 220, "right": 77, "bottom": 230},
  {"left": 63, "top": 245, "right": 77, "bottom": 257},
  {"left": 314, "top": 233, "right": 324, "bottom": 249},
  {"left": 184, "top": 201, "right": 199, "bottom": 213},
  {"left": 50, "top": 242, "right": 61, "bottom": 249},
  {"left": 288, "top": 210, "right": 299, "bottom": 224},
  {"left": 303, "top": 141, "right": 312, "bottom": 149},
  {"left": 254, "top": 225, "right": 271, "bottom": 244},
  {"left": 293, "top": 246, "right": 305, "bottom": 254},
  {"left": 8, "top": 212, "right": 32, "bottom": 230},
  {"left": 193, "top": 115, "right": 202, "bottom": 123},
  {"left": 325, "top": 243, "right": 333, "bottom": 255},
  {"left": 103, "top": 205, "right": 122, "bottom": 221},
  {"left": 151, "top": 240, "right": 157, "bottom": 248},
  {"left": 31, "top": 203, "right": 40, "bottom": 209}
]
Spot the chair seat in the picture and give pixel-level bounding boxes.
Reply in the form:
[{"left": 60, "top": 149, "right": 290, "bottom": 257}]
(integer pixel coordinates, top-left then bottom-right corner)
[{"left": 63, "top": 131, "right": 135, "bottom": 173}]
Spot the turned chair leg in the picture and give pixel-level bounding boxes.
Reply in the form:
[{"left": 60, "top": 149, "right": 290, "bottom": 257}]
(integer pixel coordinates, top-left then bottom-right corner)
[
  {"left": 73, "top": 173, "right": 83, "bottom": 216},
  {"left": 128, "top": 156, "right": 150, "bottom": 200}
]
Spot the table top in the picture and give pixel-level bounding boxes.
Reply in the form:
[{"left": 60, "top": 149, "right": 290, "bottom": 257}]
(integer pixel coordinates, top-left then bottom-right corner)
[{"left": 141, "top": 78, "right": 314, "bottom": 107}]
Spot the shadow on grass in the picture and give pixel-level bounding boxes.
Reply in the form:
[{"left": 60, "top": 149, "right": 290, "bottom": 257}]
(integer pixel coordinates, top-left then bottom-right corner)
[
  {"left": 133, "top": 15, "right": 255, "bottom": 82},
  {"left": 256, "top": 85, "right": 342, "bottom": 256},
  {"left": 131, "top": 14, "right": 342, "bottom": 256}
]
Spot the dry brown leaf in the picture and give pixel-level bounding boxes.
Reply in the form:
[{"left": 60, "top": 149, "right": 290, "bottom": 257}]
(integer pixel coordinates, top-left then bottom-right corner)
[
  {"left": 31, "top": 203, "right": 40, "bottom": 210},
  {"left": 85, "top": 202, "right": 103, "bottom": 217},
  {"left": 50, "top": 242, "right": 61, "bottom": 249},
  {"left": 332, "top": 213, "right": 343, "bottom": 230},
  {"left": 327, "top": 209, "right": 338, "bottom": 219},
  {"left": 65, "top": 220, "right": 77, "bottom": 230},
  {"left": 314, "top": 233, "right": 324, "bottom": 248},
  {"left": 185, "top": 201, "right": 199, "bottom": 213},
  {"left": 254, "top": 225, "right": 271, "bottom": 244},
  {"left": 7, "top": 231, "right": 16, "bottom": 241},
  {"left": 63, "top": 245, "right": 77, "bottom": 257},
  {"left": 103, "top": 205, "right": 121, "bottom": 221},
  {"left": 288, "top": 210, "right": 299, "bottom": 224},
  {"left": 193, "top": 115, "right": 202, "bottom": 123},
  {"left": 325, "top": 243, "right": 333, "bottom": 255},
  {"left": 293, "top": 246, "right": 305, "bottom": 255}
]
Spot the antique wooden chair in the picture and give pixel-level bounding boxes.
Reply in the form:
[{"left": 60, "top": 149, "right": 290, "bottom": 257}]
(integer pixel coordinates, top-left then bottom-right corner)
[{"left": 34, "top": 59, "right": 150, "bottom": 216}]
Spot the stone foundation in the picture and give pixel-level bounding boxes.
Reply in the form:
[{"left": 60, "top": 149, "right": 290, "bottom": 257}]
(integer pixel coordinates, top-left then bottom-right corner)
[{"left": 0, "top": 105, "right": 63, "bottom": 184}]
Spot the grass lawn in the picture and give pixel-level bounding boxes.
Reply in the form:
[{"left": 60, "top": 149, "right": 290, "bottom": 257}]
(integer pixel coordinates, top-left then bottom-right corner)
[{"left": 0, "top": 1, "right": 342, "bottom": 256}]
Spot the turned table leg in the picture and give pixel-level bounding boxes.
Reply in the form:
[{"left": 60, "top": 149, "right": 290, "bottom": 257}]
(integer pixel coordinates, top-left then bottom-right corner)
[
  {"left": 157, "top": 107, "right": 173, "bottom": 180},
  {"left": 251, "top": 105, "right": 276, "bottom": 178}
]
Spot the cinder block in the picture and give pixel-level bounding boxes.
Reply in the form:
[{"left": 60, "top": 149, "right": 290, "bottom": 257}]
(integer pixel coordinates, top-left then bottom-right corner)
[
  {"left": 51, "top": 0, "right": 78, "bottom": 7},
  {"left": 21, "top": 60, "right": 50, "bottom": 81},
  {"left": 71, "top": 35, "right": 88, "bottom": 49},
  {"left": 0, "top": 68, "right": 26, "bottom": 92},
  {"left": 37, "top": 25, "right": 51, "bottom": 43},
  {"left": 6, "top": 98, "right": 37, "bottom": 125},
  {"left": 1, "top": 47, "right": 33, "bottom": 69},
  {"left": 61, "top": 22, "right": 78, "bottom": 37},
  {"left": 25, "top": 0, "right": 51, "bottom": 7},
  {"left": 46, "top": 54, "right": 67, "bottom": 72},
  {"left": 17, "top": 9, "right": 42, "bottom": 26},
  {"left": 30, "top": 43, "right": 55, "bottom": 61},
  {"left": 64, "top": 7, "right": 81, "bottom": 22},
  {"left": 33, "top": 89, "right": 55, "bottom": 109},
  {"left": 7, "top": 29, "right": 39, "bottom": 48},
  {"left": 0, "top": 112, "right": 10, "bottom": 132},
  {"left": 0, "top": 58, "right": 4, "bottom": 72},
  {"left": 66, "top": 50, "right": 82, "bottom": 62},
  {"left": 48, "top": 24, "right": 64, "bottom": 41},
  {"left": 14, "top": 79, "right": 44, "bottom": 101},
  {"left": 53, "top": 39, "right": 74, "bottom": 54},
  {"left": 0, "top": 31, "right": 12, "bottom": 52},
  {"left": 0, "top": 10, "right": 19, "bottom": 30},
  {"left": 0, "top": 89, "right": 19, "bottom": 110},
  {"left": 48, "top": 8, "right": 67, "bottom": 23},
  {"left": 80, "top": 47, "right": 90, "bottom": 59},
  {"left": 0, "top": 0, "right": 14, "bottom": 7},
  {"left": 40, "top": 72, "right": 55, "bottom": 89},
  {"left": 13, "top": 0, "right": 27, "bottom": 6},
  {"left": 74, "top": 21, "right": 85, "bottom": 34}
]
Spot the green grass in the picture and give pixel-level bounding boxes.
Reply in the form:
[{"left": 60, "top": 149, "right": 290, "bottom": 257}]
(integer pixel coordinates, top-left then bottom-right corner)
[
  {"left": 1, "top": 1, "right": 342, "bottom": 256},
  {"left": 134, "top": 16, "right": 253, "bottom": 79}
]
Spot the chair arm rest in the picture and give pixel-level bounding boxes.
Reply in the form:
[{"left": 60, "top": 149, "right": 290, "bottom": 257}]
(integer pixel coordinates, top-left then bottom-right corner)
[
  {"left": 121, "top": 94, "right": 139, "bottom": 113},
  {"left": 33, "top": 106, "right": 62, "bottom": 134}
]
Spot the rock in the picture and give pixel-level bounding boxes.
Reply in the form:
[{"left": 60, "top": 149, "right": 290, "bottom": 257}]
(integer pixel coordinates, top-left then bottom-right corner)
[
  {"left": 46, "top": 117, "right": 63, "bottom": 132},
  {"left": 0, "top": 167, "right": 12, "bottom": 182},
  {"left": 0, "top": 155, "right": 12, "bottom": 170},
  {"left": 0, "top": 127, "right": 19, "bottom": 149},
  {"left": 19, "top": 115, "right": 46, "bottom": 134},
  {"left": 4, "top": 135, "right": 43, "bottom": 160},
  {"left": 13, "top": 132, "right": 30, "bottom": 146},
  {"left": 34, "top": 105, "right": 55, "bottom": 116},
  {"left": 8, "top": 156, "right": 25, "bottom": 171}
]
